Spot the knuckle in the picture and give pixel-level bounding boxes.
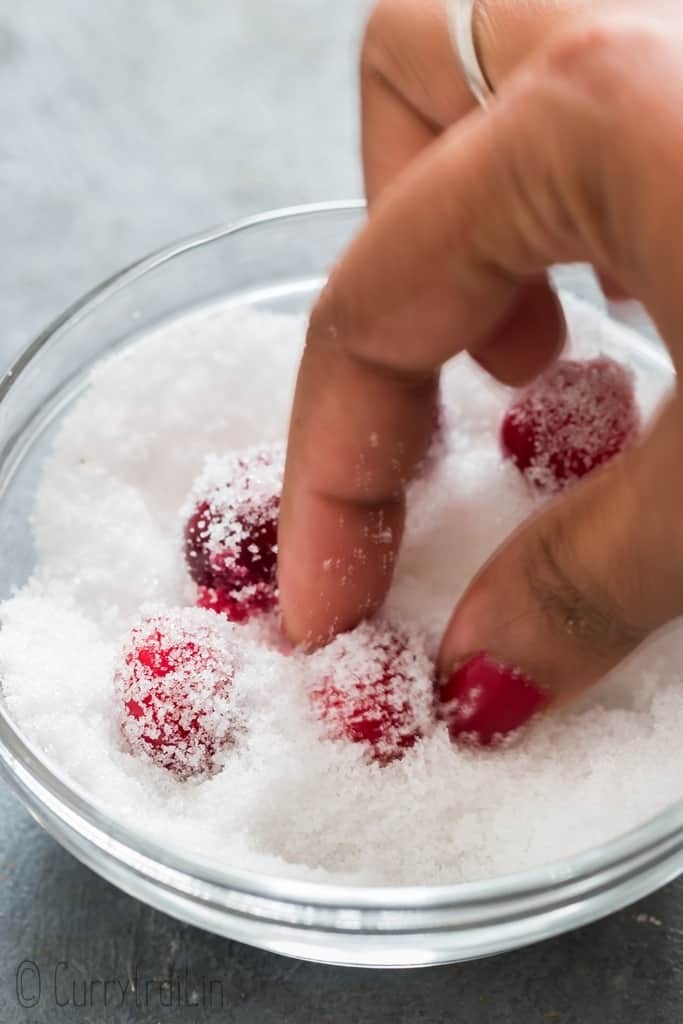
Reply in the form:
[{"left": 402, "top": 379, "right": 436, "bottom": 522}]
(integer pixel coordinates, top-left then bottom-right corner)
[
  {"left": 503, "top": 13, "right": 681, "bottom": 269},
  {"left": 523, "top": 517, "right": 646, "bottom": 664},
  {"left": 361, "top": 0, "right": 453, "bottom": 122},
  {"left": 361, "top": 0, "right": 401, "bottom": 76},
  {"left": 542, "top": 12, "right": 672, "bottom": 118}
]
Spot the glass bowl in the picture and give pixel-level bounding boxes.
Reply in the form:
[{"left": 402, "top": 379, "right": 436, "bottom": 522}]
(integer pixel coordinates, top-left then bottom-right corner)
[{"left": 0, "top": 201, "right": 681, "bottom": 969}]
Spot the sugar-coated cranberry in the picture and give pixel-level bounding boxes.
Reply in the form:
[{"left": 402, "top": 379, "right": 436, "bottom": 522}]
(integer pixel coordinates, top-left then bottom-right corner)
[
  {"left": 184, "top": 445, "right": 283, "bottom": 622},
  {"left": 501, "top": 357, "right": 639, "bottom": 490},
  {"left": 116, "top": 609, "right": 240, "bottom": 778},
  {"left": 309, "top": 621, "right": 435, "bottom": 765}
]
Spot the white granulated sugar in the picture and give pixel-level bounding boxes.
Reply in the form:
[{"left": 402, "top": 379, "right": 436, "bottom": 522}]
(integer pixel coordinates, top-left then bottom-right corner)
[{"left": 0, "top": 294, "right": 679, "bottom": 886}]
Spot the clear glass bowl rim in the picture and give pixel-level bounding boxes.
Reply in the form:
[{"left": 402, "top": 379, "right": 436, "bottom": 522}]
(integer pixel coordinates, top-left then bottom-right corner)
[{"left": 0, "top": 199, "right": 682, "bottom": 923}]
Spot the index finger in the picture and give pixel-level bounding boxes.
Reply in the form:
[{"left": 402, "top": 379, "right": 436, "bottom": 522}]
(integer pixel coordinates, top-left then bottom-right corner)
[{"left": 278, "top": 97, "right": 570, "bottom": 645}]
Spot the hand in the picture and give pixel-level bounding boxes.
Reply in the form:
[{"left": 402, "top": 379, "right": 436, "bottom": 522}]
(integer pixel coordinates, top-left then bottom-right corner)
[{"left": 278, "top": 0, "right": 683, "bottom": 736}]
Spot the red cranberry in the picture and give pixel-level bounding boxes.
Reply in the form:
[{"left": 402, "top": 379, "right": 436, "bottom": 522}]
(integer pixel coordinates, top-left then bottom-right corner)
[
  {"left": 309, "top": 621, "right": 435, "bottom": 765},
  {"left": 184, "top": 445, "right": 283, "bottom": 622},
  {"left": 501, "top": 357, "right": 639, "bottom": 490},
  {"left": 116, "top": 610, "right": 240, "bottom": 778}
]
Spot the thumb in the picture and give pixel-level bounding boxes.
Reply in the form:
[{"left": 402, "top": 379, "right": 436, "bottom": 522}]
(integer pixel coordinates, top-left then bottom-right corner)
[{"left": 438, "top": 399, "right": 683, "bottom": 743}]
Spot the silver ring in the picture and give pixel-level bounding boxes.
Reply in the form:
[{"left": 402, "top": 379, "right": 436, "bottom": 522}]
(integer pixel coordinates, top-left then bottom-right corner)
[{"left": 448, "top": 0, "right": 494, "bottom": 108}]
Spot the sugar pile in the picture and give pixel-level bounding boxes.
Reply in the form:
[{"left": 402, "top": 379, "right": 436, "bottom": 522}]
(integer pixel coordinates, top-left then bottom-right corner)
[{"left": 0, "top": 294, "right": 680, "bottom": 886}]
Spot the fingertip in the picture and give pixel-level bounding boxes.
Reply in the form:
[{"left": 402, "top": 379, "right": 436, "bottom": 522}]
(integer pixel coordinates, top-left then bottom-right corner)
[
  {"left": 435, "top": 498, "right": 584, "bottom": 705},
  {"left": 277, "top": 486, "right": 402, "bottom": 650},
  {"left": 437, "top": 450, "right": 660, "bottom": 731},
  {"left": 437, "top": 653, "right": 549, "bottom": 746}
]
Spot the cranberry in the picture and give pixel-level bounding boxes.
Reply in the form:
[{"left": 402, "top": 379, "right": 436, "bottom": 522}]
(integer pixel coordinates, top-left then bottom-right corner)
[
  {"left": 116, "top": 610, "right": 240, "bottom": 778},
  {"left": 184, "top": 445, "right": 283, "bottom": 622},
  {"left": 501, "top": 357, "right": 639, "bottom": 490},
  {"left": 309, "top": 622, "right": 434, "bottom": 765}
]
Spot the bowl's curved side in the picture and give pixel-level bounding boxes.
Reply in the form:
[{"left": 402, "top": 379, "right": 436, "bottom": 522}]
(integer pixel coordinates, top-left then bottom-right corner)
[{"left": 3, "top": 727, "right": 683, "bottom": 966}]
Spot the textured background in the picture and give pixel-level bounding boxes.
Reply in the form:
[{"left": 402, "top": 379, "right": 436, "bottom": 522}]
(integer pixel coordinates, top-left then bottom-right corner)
[{"left": 1, "top": 1, "right": 682, "bottom": 1021}]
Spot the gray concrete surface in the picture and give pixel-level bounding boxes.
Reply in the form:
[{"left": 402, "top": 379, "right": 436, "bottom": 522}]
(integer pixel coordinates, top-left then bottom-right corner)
[{"left": 1, "top": 1, "right": 683, "bottom": 1021}]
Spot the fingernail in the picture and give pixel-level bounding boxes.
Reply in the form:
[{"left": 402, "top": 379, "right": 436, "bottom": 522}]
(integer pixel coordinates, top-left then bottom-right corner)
[{"left": 438, "top": 653, "right": 548, "bottom": 746}]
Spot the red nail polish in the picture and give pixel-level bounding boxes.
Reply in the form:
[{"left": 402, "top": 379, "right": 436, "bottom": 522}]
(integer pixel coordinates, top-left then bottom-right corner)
[{"left": 438, "top": 654, "right": 547, "bottom": 746}]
